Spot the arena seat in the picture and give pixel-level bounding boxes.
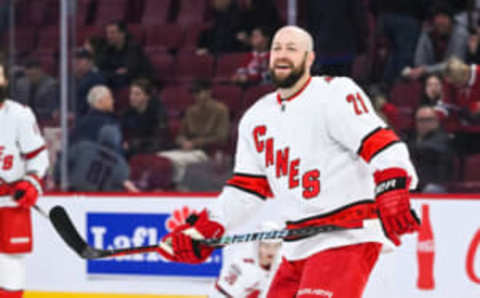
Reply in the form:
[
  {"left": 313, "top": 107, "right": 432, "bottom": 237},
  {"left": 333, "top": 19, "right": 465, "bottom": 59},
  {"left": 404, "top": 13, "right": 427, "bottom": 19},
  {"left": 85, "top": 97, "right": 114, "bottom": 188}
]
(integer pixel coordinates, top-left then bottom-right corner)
[
  {"left": 211, "top": 84, "right": 244, "bottom": 117},
  {"left": 161, "top": 85, "right": 195, "bottom": 118},
  {"left": 93, "top": 0, "right": 128, "bottom": 25},
  {"left": 75, "top": 0, "right": 92, "bottom": 27},
  {"left": 182, "top": 23, "right": 210, "bottom": 50},
  {"left": 145, "top": 24, "right": 184, "bottom": 52},
  {"left": 149, "top": 52, "right": 176, "bottom": 84},
  {"left": 389, "top": 79, "right": 423, "bottom": 108},
  {"left": 129, "top": 154, "right": 174, "bottom": 191},
  {"left": 36, "top": 26, "right": 59, "bottom": 55},
  {"left": 76, "top": 25, "right": 102, "bottom": 45},
  {"left": 214, "top": 53, "right": 250, "bottom": 83},
  {"left": 141, "top": 0, "right": 171, "bottom": 25},
  {"left": 2, "top": 27, "right": 37, "bottom": 57},
  {"left": 175, "top": 53, "right": 214, "bottom": 82},
  {"left": 176, "top": 0, "right": 207, "bottom": 25}
]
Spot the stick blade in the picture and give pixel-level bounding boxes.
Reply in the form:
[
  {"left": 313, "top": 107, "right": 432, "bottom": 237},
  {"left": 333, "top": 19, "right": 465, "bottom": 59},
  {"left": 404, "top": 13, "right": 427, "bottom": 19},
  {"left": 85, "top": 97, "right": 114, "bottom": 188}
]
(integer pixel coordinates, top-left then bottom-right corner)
[{"left": 49, "top": 205, "right": 89, "bottom": 257}]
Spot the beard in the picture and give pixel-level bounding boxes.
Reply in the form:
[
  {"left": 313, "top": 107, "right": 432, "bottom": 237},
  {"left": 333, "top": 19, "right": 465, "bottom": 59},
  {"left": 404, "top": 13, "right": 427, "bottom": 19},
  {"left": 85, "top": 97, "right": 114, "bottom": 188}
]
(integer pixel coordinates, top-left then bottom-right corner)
[
  {"left": 0, "top": 86, "right": 7, "bottom": 103},
  {"left": 270, "top": 56, "right": 307, "bottom": 88}
]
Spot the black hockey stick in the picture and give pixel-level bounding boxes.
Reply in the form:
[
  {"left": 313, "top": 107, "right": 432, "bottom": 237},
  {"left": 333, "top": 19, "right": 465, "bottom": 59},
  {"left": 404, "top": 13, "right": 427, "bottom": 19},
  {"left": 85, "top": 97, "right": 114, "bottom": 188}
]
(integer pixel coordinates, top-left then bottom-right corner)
[{"left": 49, "top": 205, "right": 370, "bottom": 260}]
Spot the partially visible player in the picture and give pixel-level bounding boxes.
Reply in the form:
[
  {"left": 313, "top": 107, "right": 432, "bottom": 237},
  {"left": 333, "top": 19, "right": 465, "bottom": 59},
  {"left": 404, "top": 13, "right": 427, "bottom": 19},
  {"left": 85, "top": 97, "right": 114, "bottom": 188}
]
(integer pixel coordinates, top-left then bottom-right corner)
[
  {"left": 157, "top": 25, "right": 419, "bottom": 298},
  {"left": 0, "top": 61, "right": 49, "bottom": 298},
  {"left": 210, "top": 221, "right": 282, "bottom": 298}
]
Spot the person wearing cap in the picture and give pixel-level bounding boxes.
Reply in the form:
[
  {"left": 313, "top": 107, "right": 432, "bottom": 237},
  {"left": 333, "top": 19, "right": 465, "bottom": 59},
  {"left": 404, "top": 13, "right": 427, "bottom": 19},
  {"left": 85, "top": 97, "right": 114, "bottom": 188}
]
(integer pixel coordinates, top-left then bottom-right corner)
[
  {"left": 209, "top": 221, "right": 283, "bottom": 298},
  {"left": 74, "top": 48, "right": 106, "bottom": 117},
  {"left": 405, "top": 3, "right": 468, "bottom": 79},
  {"left": 158, "top": 79, "right": 230, "bottom": 190}
]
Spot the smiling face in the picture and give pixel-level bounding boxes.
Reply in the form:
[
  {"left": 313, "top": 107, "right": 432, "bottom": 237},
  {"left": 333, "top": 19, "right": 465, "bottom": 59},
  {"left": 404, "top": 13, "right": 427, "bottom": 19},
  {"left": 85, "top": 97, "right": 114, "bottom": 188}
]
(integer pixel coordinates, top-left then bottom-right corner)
[{"left": 269, "top": 26, "right": 314, "bottom": 88}]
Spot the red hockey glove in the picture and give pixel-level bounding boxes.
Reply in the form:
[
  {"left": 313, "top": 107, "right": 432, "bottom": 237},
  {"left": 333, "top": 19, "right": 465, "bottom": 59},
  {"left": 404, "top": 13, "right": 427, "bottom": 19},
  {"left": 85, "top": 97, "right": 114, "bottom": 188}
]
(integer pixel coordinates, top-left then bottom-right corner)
[
  {"left": 12, "top": 175, "right": 42, "bottom": 209},
  {"left": 0, "top": 182, "right": 11, "bottom": 196},
  {"left": 374, "top": 168, "right": 420, "bottom": 246},
  {"left": 157, "top": 209, "right": 225, "bottom": 264}
]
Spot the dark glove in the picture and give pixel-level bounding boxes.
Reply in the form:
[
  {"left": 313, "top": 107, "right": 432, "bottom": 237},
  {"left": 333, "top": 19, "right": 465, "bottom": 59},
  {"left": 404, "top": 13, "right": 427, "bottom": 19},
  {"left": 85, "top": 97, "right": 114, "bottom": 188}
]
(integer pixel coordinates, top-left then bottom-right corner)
[
  {"left": 374, "top": 168, "right": 420, "bottom": 246},
  {"left": 157, "top": 209, "right": 225, "bottom": 264}
]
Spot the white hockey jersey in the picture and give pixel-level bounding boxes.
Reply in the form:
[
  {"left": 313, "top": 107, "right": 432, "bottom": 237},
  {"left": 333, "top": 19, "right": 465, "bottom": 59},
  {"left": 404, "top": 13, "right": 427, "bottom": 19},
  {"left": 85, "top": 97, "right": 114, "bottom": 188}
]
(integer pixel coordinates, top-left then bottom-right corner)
[
  {"left": 210, "top": 76, "right": 418, "bottom": 260},
  {"left": 0, "top": 100, "right": 48, "bottom": 191}
]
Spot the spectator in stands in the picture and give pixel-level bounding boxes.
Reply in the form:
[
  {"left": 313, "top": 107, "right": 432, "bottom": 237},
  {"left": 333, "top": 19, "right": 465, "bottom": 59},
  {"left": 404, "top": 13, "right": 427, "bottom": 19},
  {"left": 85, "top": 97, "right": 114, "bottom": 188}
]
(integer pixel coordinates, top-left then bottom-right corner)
[
  {"left": 422, "top": 74, "right": 444, "bottom": 106},
  {"left": 407, "top": 105, "right": 453, "bottom": 193},
  {"left": 231, "top": 27, "right": 270, "bottom": 86},
  {"left": 57, "top": 125, "right": 138, "bottom": 192},
  {"left": 158, "top": 79, "right": 230, "bottom": 190},
  {"left": 83, "top": 36, "right": 107, "bottom": 67},
  {"left": 197, "top": 0, "right": 245, "bottom": 56},
  {"left": 236, "top": 0, "right": 281, "bottom": 44},
  {"left": 443, "top": 56, "right": 480, "bottom": 122},
  {"left": 371, "top": 0, "right": 429, "bottom": 84},
  {"left": 96, "top": 21, "right": 153, "bottom": 88},
  {"left": 121, "top": 78, "right": 170, "bottom": 156},
  {"left": 421, "top": 73, "right": 449, "bottom": 119},
  {"left": 74, "top": 48, "right": 106, "bottom": 117},
  {"left": 305, "top": 0, "right": 369, "bottom": 77},
  {"left": 69, "top": 85, "right": 123, "bottom": 154},
  {"left": 12, "top": 58, "right": 58, "bottom": 121},
  {"left": 406, "top": 3, "right": 468, "bottom": 79}
]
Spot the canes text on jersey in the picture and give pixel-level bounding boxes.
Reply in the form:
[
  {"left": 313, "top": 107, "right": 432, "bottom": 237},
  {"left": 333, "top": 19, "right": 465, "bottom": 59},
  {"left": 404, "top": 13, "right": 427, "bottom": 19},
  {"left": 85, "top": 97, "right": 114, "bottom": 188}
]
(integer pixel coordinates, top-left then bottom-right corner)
[{"left": 253, "top": 125, "right": 320, "bottom": 199}]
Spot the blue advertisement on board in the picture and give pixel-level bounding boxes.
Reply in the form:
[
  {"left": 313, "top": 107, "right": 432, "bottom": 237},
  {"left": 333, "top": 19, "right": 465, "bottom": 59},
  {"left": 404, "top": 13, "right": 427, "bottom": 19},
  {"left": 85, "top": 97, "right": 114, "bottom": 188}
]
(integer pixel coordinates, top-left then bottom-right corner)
[{"left": 86, "top": 207, "right": 222, "bottom": 277}]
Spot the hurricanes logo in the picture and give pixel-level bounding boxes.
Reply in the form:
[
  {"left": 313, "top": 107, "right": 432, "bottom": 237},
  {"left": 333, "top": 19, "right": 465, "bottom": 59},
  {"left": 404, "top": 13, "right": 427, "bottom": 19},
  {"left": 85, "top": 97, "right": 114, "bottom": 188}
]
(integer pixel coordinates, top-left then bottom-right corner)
[{"left": 165, "top": 206, "right": 198, "bottom": 232}]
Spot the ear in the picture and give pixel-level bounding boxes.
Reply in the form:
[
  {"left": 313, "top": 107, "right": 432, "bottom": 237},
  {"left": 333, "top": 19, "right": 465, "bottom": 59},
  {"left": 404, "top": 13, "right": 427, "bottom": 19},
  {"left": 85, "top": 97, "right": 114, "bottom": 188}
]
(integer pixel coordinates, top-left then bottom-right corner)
[{"left": 306, "top": 51, "right": 315, "bottom": 71}]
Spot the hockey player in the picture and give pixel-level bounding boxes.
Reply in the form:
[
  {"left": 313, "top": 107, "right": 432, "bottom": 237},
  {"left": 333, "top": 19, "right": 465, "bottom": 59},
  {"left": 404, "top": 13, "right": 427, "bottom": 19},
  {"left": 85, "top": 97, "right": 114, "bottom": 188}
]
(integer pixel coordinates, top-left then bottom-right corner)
[
  {"left": 158, "top": 26, "right": 419, "bottom": 298},
  {"left": 0, "top": 62, "right": 49, "bottom": 298},
  {"left": 209, "top": 221, "right": 282, "bottom": 298}
]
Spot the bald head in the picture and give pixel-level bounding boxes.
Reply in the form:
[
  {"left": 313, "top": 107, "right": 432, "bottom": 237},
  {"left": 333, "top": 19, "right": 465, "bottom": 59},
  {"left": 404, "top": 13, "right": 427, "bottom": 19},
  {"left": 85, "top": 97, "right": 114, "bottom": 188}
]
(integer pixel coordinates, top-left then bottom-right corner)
[
  {"left": 269, "top": 26, "right": 315, "bottom": 89},
  {"left": 272, "top": 26, "right": 314, "bottom": 52}
]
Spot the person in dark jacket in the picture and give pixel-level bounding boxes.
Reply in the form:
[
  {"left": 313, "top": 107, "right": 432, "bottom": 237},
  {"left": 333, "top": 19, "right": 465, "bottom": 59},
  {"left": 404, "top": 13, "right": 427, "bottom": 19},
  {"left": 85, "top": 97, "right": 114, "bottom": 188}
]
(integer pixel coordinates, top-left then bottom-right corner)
[
  {"left": 236, "top": 0, "right": 281, "bottom": 45},
  {"left": 74, "top": 48, "right": 106, "bottom": 117},
  {"left": 196, "top": 0, "right": 246, "bottom": 55},
  {"left": 121, "top": 78, "right": 170, "bottom": 156},
  {"left": 371, "top": 0, "right": 430, "bottom": 84},
  {"left": 70, "top": 85, "right": 123, "bottom": 154},
  {"left": 96, "top": 21, "right": 153, "bottom": 88},
  {"left": 12, "top": 58, "right": 58, "bottom": 121},
  {"left": 407, "top": 105, "right": 453, "bottom": 193},
  {"left": 306, "top": 0, "right": 369, "bottom": 76}
]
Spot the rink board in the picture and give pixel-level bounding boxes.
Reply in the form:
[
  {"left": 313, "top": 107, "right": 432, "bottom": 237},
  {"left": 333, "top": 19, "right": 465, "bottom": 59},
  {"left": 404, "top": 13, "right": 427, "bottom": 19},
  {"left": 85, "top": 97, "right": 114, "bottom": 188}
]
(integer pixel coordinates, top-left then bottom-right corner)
[{"left": 25, "top": 193, "right": 480, "bottom": 297}]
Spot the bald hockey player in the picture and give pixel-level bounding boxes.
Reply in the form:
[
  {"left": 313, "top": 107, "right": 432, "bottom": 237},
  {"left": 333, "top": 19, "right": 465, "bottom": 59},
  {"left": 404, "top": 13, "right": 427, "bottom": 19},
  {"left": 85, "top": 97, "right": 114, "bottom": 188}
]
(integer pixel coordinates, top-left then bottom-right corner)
[
  {"left": 209, "top": 221, "right": 282, "bottom": 298},
  {"left": 157, "top": 25, "right": 419, "bottom": 298},
  {"left": 0, "top": 62, "right": 49, "bottom": 298}
]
